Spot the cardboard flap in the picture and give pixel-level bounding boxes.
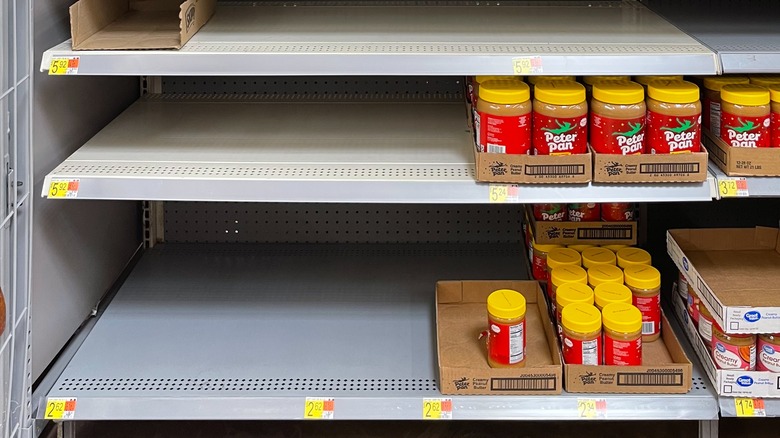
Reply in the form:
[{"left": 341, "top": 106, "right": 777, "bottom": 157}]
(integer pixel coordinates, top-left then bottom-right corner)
[
  {"left": 669, "top": 228, "right": 777, "bottom": 251},
  {"left": 69, "top": 0, "right": 129, "bottom": 47},
  {"left": 179, "top": 0, "right": 217, "bottom": 46}
]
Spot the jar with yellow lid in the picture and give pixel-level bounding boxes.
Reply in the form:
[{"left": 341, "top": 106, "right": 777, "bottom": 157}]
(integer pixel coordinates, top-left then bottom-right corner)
[
  {"left": 561, "top": 303, "right": 602, "bottom": 365},
  {"left": 698, "top": 301, "right": 714, "bottom": 346},
  {"left": 549, "top": 265, "right": 588, "bottom": 315},
  {"left": 546, "top": 248, "right": 582, "bottom": 296},
  {"left": 568, "top": 244, "right": 595, "bottom": 253},
  {"left": 533, "top": 80, "right": 588, "bottom": 155},
  {"left": 712, "top": 322, "right": 755, "bottom": 371},
  {"left": 487, "top": 289, "right": 527, "bottom": 368},
  {"left": 720, "top": 84, "right": 771, "bottom": 148},
  {"left": 624, "top": 265, "right": 661, "bottom": 342},
  {"left": 590, "top": 80, "right": 646, "bottom": 155},
  {"left": 582, "top": 76, "right": 630, "bottom": 100},
  {"left": 528, "top": 76, "right": 576, "bottom": 86},
  {"left": 702, "top": 76, "right": 750, "bottom": 131},
  {"left": 750, "top": 76, "right": 780, "bottom": 88},
  {"left": 772, "top": 85, "right": 780, "bottom": 148},
  {"left": 616, "top": 247, "right": 652, "bottom": 269},
  {"left": 757, "top": 334, "right": 780, "bottom": 372},
  {"left": 594, "top": 282, "right": 633, "bottom": 311},
  {"left": 587, "top": 264, "right": 624, "bottom": 289},
  {"left": 581, "top": 247, "right": 617, "bottom": 269},
  {"left": 646, "top": 79, "right": 702, "bottom": 154},
  {"left": 601, "top": 244, "right": 629, "bottom": 252},
  {"left": 470, "top": 76, "right": 522, "bottom": 102},
  {"left": 634, "top": 75, "right": 683, "bottom": 91},
  {"left": 476, "top": 80, "right": 532, "bottom": 155},
  {"left": 555, "top": 282, "right": 594, "bottom": 338},
  {"left": 531, "top": 242, "right": 562, "bottom": 282},
  {"left": 602, "top": 302, "right": 643, "bottom": 365}
]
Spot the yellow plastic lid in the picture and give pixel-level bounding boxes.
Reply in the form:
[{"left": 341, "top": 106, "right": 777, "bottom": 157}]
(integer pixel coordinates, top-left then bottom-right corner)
[
  {"left": 567, "top": 244, "right": 595, "bottom": 252},
  {"left": 475, "top": 75, "right": 521, "bottom": 84},
  {"left": 534, "top": 80, "right": 586, "bottom": 105},
  {"left": 547, "top": 248, "right": 582, "bottom": 270},
  {"left": 487, "top": 289, "right": 527, "bottom": 320},
  {"left": 588, "top": 264, "right": 624, "bottom": 287},
  {"left": 702, "top": 76, "right": 750, "bottom": 91},
  {"left": 551, "top": 265, "right": 588, "bottom": 288},
  {"left": 647, "top": 80, "right": 700, "bottom": 104},
  {"left": 771, "top": 85, "right": 780, "bottom": 103},
  {"left": 561, "top": 303, "right": 602, "bottom": 334},
  {"left": 581, "top": 247, "right": 617, "bottom": 269},
  {"left": 634, "top": 75, "right": 683, "bottom": 86},
  {"left": 592, "top": 80, "right": 644, "bottom": 105},
  {"left": 583, "top": 76, "right": 630, "bottom": 85},
  {"left": 602, "top": 302, "right": 642, "bottom": 333},
  {"left": 556, "top": 283, "right": 595, "bottom": 310},
  {"left": 616, "top": 247, "right": 652, "bottom": 269},
  {"left": 528, "top": 75, "right": 575, "bottom": 85},
  {"left": 720, "top": 84, "right": 771, "bottom": 106},
  {"left": 532, "top": 241, "right": 563, "bottom": 253},
  {"left": 594, "top": 283, "right": 633, "bottom": 309},
  {"left": 623, "top": 265, "right": 661, "bottom": 290},
  {"left": 601, "top": 244, "right": 629, "bottom": 252},
  {"left": 478, "top": 80, "right": 531, "bottom": 105},
  {"left": 750, "top": 75, "right": 780, "bottom": 88}
]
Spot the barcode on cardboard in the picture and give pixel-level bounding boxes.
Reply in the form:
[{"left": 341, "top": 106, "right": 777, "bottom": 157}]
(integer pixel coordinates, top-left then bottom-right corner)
[
  {"left": 617, "top": 372, "right": 684, "bottom": 386},
  {"left": 576, "top": 227, "right": 633, "bottom": 240},
  {"left": 524, "top": 164, "right": 586, "bottom": 176},
  {"left": 642, "top": 322, "right": 654, "bottom": 335},
  {"left": 487, "top": 144, "right": 506, "bottom": 154},
  {"left": 490, "top": 377, "right": 557, "bottom": 391},
  {"left": 639, "top": 163, "right": 700, "bottom": 174}
]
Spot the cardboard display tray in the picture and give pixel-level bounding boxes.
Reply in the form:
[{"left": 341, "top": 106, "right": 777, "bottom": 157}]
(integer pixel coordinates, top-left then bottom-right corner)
[
  {"left": 436, "top": 280, "right": 562, "bottom": 395},
  {"left": 474, "top": 147, "right": 592, "bottom": 184},
  {"left": 563, "top": 312, "right": 693, "bottom": 394},
  {"left": 668, "top": 227, "right": 780, "bottom": 334},
  {"left": 69, "top": 0, "right": 216, "bottom": 50},
  {"left": 673, "top": 294, "right": 780, "bottom": 398},
  {"left": 592, "top": 147, "right": 709, "bottom": 183},
  {"left": 704, "top": 129, "right": 780, "bottom": 177},
  {"left": 524, "top": 206, "right": 637, "bottom": 246}
]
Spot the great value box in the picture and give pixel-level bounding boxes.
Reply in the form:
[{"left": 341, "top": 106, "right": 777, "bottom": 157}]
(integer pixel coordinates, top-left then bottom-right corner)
[
  {"left": 668, "top": 227, "right": 780, "bottom": 334},
  {"left": 704, "top": 129, "right": 780, "bottom": 177},
  {"left": 673, "top": 293, "right": 780, "bottom": 397},
  {"left": 524, "top": 206, "right": 637, "bottom": 246}
]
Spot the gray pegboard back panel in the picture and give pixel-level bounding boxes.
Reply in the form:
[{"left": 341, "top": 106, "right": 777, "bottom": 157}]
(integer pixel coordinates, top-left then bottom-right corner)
[{"left": 163, "top": 202, "right": 523, "bottom": 244}]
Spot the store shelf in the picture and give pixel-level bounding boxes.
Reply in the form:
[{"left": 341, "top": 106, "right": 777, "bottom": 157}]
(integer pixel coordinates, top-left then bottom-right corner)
[
  {"left": 39, "top": 1, "right": 718, "bottom": 76},
  {"left": 709, "top": 163, "right": 780, "bottom": 198},
  {"left": 42, "top": 95, "right": 718, "bottom": 203},
  {"left": 40, "top": 243, "right": 718, "bottom": 421}
]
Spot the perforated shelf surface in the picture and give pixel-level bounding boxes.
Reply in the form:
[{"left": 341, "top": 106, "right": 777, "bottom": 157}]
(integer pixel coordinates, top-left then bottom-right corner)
[
  {"left": 40, "top": 1, "right": 717, "bottom": 76},
  {"left": 41, "top": 243, "right": 718, "bottom": 421}
]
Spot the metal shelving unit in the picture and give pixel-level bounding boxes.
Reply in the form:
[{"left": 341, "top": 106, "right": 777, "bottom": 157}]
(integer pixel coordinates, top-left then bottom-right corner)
[
  {"left": 39, "top": 243, "right": 718, "bottom": 421},
  {"left": 41, "top": 95, "right": 718, "bottom": 203},
  {"left": 39, "top": 1, "right": 719, "bottom": 76},
  {"left": 709, "top": 164, "right": 780, "bottom": 198}
]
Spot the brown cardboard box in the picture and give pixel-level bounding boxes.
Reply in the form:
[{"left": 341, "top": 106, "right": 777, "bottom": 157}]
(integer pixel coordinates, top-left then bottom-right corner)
[
  {"left": 474, "top": 147, "right": 592, "bottom": 184},
  {"left": 564, "top": 312, "right": 693, "bottom": 394},
  {"left": 69, "top": 0, "right": 216, "bottom": 50},
  {"left": 703, "top": 129, "right": 780, "bottom": 176},
  {"left": 667, "top": 227, "right": 780, "bottom": 334},
  {"left": 436, "top": 280, "right": 562, "bottom": 395},
  {"left": 525, "top": 206, "right": 637, "bottom": 246},
  {"left": 592, "top": 148, "right": 709, "bottom": 183}
]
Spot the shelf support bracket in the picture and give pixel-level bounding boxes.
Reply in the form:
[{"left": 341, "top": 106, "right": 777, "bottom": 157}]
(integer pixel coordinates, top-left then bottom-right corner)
[{"left": 698, "top": 419, "right": 718, "bottom": 438}]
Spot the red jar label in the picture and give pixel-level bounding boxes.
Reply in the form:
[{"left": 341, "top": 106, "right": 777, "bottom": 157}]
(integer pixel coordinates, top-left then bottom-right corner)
[
  {"left": 687, "top": 291, "right": 700, "bottom": 325},
  {"left": 702, "top": 96, "right": 712, "bottom": 130},
  {"left": 604, "top": 333, "right": 642, "bottom": 366},
  {"left": 488, "top": 319, "right": 526, "bottom": 365},
  {"left": 590, "top": 113, "right": 646, "bottom": 155},
  {"left": 646, "top": 111, "right": 701, "bottom": 154},
  {"left": 533, "top": 203, "right": 566, "bottom": 221},
  {"left": 713, "top": 340, "right": 755, "bottom": 371},
  {"left": 563, "top": 334, "right": 601, "bottom": 365},
  {"left": 568, "top": 203, "right": 601, "bottom": 222},
  {"left": 721, "top": 112, "right": 771, "bottom": 148},
  {"left": 532, "top": 251, "right": 549, "bottom": 281},
  {"left": 601, "top": 203, "right": 634, "bottom": 222},
  {"left": 477, "top": 111, "right": 532, "bottom": 154},
  {"left": 757, "top": 338, "right": 780, "bottom": 372},
  {"left": 633, "top": 294, "right": 661, "bottom": 337},
  {"left": 533, "top": 113, "right": 588, "bottom": 155},
  {"left": 773, "top": 112, "right": 780, "bottom": 147}
]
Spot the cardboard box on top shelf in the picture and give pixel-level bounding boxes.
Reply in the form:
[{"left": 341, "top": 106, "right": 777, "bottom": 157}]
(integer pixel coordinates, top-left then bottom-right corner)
[
  {"left": 591, "top": 147, "right": 709, "bottom": 183},
  {"left": 562, "top": 311, "right": 692, "bottom": 394},
  {"left": 703, "top": 129, "right": 780, "bottom": 177},
  {"left": 672, "top": 292, "right": 780, "bottom": 398},
  {"left": 436, "top": 280, "right": 562, "bottom": 395},
  {"left": 69, "top": 0, "right": 216, "bottom": 50},
  {"left": 668, "top": 227, "right": 780, "bottom": 334},
  {"left": 524, "top": 205, "right": 637, "bottom": 246}
]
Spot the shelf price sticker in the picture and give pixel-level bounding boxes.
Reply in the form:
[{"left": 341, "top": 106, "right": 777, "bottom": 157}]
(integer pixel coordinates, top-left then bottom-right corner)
[
  {"left": 577, "top": 398, "right": 607, "bottom": 419},
  {"left": 718, "top": 177, "right": 749, "bottom": 198},
  {"left": 48, "top": 179, "right": 80, "bottom": 199},
  {"left": 735, "top": 398, "right": 765, "bottom": 417},
  {"left": 304, "top": 397, "right": 334, "bottom": 419},
  {"left": 512, "top": 56, "right": 544, "bottom": 75},
  {"left": 48, "top": 57, "right": 80, "bottom": 75},
  {"left": 423, "top": 398, "right": 453, "bottom": 420},
  {"left": 45, "top": 397, "right": 77, "bottom": 420},
  {"left": 489, "top": 184, "right": 520, "bottom": 203}
]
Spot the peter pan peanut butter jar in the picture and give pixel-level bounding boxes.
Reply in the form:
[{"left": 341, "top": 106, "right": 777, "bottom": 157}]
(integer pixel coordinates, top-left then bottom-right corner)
[
  {"left": 772, "top": 85, "right": 780, "bottom": 147},
  {"left": 533, "top": 80, "right": 588, "bottom": 155},
  {"left": 590, "top": 80, "right": 646, "bottom": 155},
  {"left": 646, "top": 79, "right": 701, "bottom": 154},
  {"left": 720, "top": 84, "right": 771, "bottom": 148},
  {"left": 476, "top": 79, "right": 532, "bottom": 154}
]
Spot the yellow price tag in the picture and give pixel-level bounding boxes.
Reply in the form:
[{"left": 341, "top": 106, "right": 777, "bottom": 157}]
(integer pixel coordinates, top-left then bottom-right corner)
[
  {"left": 512, "top": 56, "right": 543, "bottom": 75},
  {"left": 45, "top": 398, "right": 77, "bottom": 420},
  {"left": 489, "top": 184, "right": 519, "bottom": 203},
  {"left": 423, "top": 398, "right": 452, "bottom": 419},
  {"left": 718, "top": 178, "right": 748, "bottom": 198},
  {"left": 735, "top": 398, "right": 765, "bottom": 417},
  {"left": 48, "top": 180, "right": 80, "bottom": 198},
  {"left": 304, "top": 397, "right": 334, "bottom": 419},
  {"left": 577, "top": 398, "right": 606, "bottom": 418},
  {"left": 48, "top": 57, "right": 80, "bottom": 75}
]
